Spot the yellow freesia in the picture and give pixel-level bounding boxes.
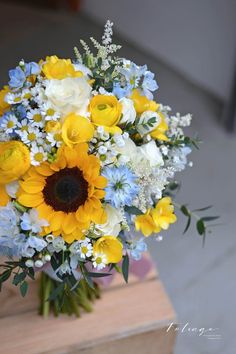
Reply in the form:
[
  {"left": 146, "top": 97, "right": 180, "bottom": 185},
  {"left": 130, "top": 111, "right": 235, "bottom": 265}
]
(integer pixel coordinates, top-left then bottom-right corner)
[
  {"left": 151, "top": 197, "right": 177, "bottom": 230},
  {"left": 135, "top": 197, "right": 176, "bottom": 237},
  {"left": 93, "top": 236, "right": 123, "bottom": 263},
  {"left": 0, "top": 86, "right": 10, "bottom": 115},
  {"left": 150, "top": 112, "right": 169, "bottom": 141},
  {"left": 89, "top": 95, "right": 122, "bottom": 134},
  {"left": 42, "top": 56, "right": 83, "bottom": 80},
  {"left": 0, "top": 141, "right": 30, "bottom": 184},
  {"left": 130, "top": 89, "right": 159, "bottom": 114},
  {"left": 62, "top": 113, "right": 94, "bottom": 147}
]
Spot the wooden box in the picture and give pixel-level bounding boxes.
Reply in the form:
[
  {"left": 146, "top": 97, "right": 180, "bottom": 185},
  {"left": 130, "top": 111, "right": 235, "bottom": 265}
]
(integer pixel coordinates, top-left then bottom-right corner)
[{"left": 0, "top": 256, "right": 177, "bottom": 354}]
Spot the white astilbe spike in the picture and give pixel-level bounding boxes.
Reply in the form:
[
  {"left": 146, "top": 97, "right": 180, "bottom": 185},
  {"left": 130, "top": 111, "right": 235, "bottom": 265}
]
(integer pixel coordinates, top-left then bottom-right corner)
[
  {"left": 80, "top": 39, "right": 92, "bottom": 55},
  {"left": 102, "top": 20, "right": 114, "bottom": 46},
  {"left": 73, "top": 46, "right": 82, "bottom": 63}
]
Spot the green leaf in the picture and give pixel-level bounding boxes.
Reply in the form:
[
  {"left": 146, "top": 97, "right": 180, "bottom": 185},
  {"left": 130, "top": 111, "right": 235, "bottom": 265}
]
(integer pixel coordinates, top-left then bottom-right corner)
[
  {"left": 122, "top": 254, "right": 129, "bottom": 283},
  {"left": 13, "top": 272, "right": 26, "bottom": 286},
  {"left": 87, "top": 272, "right": 112, "bottom": 278},
  {"left": 183, "top": 216, "right": 191, "bottom": 234},
  {"left": 196, "top": 219, "right": 205, "bottom": 235},
  {"left": 0, "top": 269, "right": 12, "bottom": 284},
  {"left": 193, "top": 205, "right": 213, "bottom": 212},
  {"left": 180, "top": 205, "right": 190, "bottom": 217},
  {"left": 20, "top": 281, "right": 28, "bottom": 297},
  {"left": 201, "top": 216, "right": 220, "bottom": 222},
  {"left": 124, "top": 206, "right": 143, "bottom": 215}
]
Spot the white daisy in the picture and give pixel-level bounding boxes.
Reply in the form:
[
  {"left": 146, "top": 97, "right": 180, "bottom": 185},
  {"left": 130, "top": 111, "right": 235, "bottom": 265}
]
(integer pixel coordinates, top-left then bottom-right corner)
[
  {"left": 41, "top": 102, "right": 60, "bottom": 121},
  {"left": 79, "top": 242, "right": 93, "bottom": 259},
  {"left": 20, "top": 127, "right": 43, "bottom": 146},
  {"left": 16, "top": 118, "right": 28, "bottom": 134},
  {"left": 92, "top": 253, "right": 107, "bottom": 270},
  {"left": 46, "top": 131, "right": 63, "bottom": 147},
  {"left": 30, "top": 143, "right": 47, "bottom": 166},
  {"left": 5, "top": 92, "right": 22, "bottom": 105},
  {"left": 27, "top": 109, "right": 44, "bottom": 128},
  {"left": 0, "top": 114, "right": 18, "bottom": 134}
]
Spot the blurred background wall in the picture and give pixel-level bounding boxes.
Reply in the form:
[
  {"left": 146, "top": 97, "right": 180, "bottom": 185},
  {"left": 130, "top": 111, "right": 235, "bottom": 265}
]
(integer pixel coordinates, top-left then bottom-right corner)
[{"left": 82, "top": 0, "right": 236, "bottom": 102}]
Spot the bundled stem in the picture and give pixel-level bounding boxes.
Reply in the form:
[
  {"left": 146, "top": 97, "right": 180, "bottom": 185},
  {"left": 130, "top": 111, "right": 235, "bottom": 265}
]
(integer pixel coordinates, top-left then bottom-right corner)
[{"left": 38, "top": 272, "right": 100, "bottom": 318}]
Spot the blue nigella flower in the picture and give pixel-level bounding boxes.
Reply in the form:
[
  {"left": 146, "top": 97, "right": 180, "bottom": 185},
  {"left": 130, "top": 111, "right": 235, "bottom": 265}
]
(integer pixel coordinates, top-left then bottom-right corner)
[
  {"left": 14, "top": 104, "right": 27, "bottom": 120},
  {"left": 102, "top": 166, "right": 139, "bottom": 208}
]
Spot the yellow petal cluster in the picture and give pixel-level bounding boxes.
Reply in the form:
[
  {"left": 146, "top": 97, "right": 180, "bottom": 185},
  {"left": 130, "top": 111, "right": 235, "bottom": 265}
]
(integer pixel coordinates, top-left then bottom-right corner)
[
  {"left": 130, "top": 89, "right": 159, "bottom": 114},
  {"left": 150, "top": 112, "right": 169, "bottom": 141},
  {"left": 89, "top": 95, "right": 122, "bottom": 134},
  {"left": 42, "top": 56, "right": 83, "bottom": 80},
  {"left": 62, "top": 113, "right": 94, "bottom": 147},
  {"left": 0, "top": 86, "right": 10, "bottom": 115},
  {"left": 0, "top": 141, "right": 30, "bottom": 184},
  {"left": 93, "top": 236, "right": 123, "bottom": 263},
  {"left": 135, "top": 197, "right": 177, "bottom": 237}
]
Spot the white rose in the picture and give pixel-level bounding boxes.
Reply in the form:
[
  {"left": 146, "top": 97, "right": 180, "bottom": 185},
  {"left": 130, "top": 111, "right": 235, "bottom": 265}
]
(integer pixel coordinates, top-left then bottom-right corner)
[
  {"left": 45, "top": 77, "right": 92, "bottom": 118},
  {"left": 137, "top": 141, "right": 164, "bottom": 167},
  {"left": 116, "top": 137, "right": 138, "bottom": 163},
  {"left": 119, "top": 97, "right": 136, "bottom": 124},
  {"left": 98, "top": 205, "right": 123, "bottom": 236},
  {"left": 137, "top": 110, "right": 161, "bottom": 136}
]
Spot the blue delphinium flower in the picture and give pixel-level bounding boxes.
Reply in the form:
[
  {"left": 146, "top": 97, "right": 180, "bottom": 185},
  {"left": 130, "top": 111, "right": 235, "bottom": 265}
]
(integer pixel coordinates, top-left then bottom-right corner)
[
  {"left": 102, "top": 166, "right": 139, "bottom": 208},
  {"left": 141, "top": 71, "right": 159, "bottom": 99},
  {"left": 130, "top": 238, "right": 147, "bottom": 261},
  {"left": 112, "top": 81, "right": 132, "bottom": 99},
  {"left": 8, "top": 66, "right": 26, "bottom": 89},
  {"left": 8, "top": 61, "right": 40, "bottom": 90},
  {"left": 25, "top": 62, "right": 40, "bottom": 76}
]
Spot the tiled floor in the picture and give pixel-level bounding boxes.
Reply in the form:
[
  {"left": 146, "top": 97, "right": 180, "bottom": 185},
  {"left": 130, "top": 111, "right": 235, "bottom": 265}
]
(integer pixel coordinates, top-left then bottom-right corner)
[{"left": 0, "top": 3, "right": 235, "bottom": 353}]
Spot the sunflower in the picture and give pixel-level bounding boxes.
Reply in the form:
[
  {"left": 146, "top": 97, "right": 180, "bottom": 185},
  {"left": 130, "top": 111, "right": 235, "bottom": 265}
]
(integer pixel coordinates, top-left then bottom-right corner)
[{"left": 17, "top": 143, "right": 107, "bottom": 243}]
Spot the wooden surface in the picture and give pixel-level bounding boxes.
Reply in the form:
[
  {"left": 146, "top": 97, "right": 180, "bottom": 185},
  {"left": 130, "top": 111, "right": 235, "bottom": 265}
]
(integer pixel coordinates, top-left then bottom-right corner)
[{"left": 0, "top": 255, "right": 177, "bottom": 354}]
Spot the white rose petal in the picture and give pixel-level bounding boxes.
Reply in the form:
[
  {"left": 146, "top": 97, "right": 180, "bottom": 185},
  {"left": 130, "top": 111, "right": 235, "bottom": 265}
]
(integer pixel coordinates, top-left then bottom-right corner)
[
  {"left": 137, "top": 141, "right": 164, "bottom": 167},
  {"left": 98, "top": 205, "right": 123, "bottom": 236},
  {"left": 45, "top": 77, "right": 92, "bottom": 119},
  {"left": 119, "top": 97, "right": 136, "bottom": 124}
]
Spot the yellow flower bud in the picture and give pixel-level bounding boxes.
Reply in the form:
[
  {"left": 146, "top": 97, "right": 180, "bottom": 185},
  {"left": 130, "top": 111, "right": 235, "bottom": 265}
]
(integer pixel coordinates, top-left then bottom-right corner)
[
  {"left": 0, "top": 86, "right": 10, "bottom": 115},
  {"left": 0, "top": 141, "right": 30, "bottom": 184},
  {"left": 45, "top": 120, "right": 61, "bottom": 133},
  {"left": 42, "top": 56, "right": 83, "bottom": 80},
  {"left": 150, "top": 112, "right": 169, "bottom": 141},
  {"left": 61, "top": 113, "right": 94, "bottom": 147},
  {"left": 93, "top": 236, "right": 123, "bottom": 263},
  {"left": 130, "top": 89, "right": 159, "bottom": 114},
  {"left": 89, "top": 95, "right": 122, "bottom": 134}
]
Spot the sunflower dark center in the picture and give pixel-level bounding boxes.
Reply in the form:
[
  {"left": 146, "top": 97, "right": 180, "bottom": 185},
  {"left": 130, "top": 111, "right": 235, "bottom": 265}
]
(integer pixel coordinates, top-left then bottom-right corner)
[{"left": 43, "top": 167, "right": 88, "bottom": 212}]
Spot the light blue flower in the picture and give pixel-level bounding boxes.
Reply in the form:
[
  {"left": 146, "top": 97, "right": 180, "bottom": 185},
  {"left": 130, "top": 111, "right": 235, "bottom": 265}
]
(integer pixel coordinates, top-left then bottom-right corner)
[
  {"left": 141, "top": 71, "right": 159, "bottom": 99},
  {"left": 26, "top": 235, "right": 47, "bottom": 252},
  {"left": 8, "top": 66, "right": 26, "bottom": 89},
  {"left": 120, "top": 62, "right": 147, "bottom": 89},
  {"left": 130, "top": 238, "right": 147, "bottom": 261},
  {"left": 112, "top": 82, "right": 132, "bottom": 99},
  {"left": 25, "top": 62, "right": 40, "bottom": 76},
  {"left": 102, "top": 166, "right": 139, "bottom": 208},
  {"left": 14, "top": 104, "right": 27, "bottom": 120}
]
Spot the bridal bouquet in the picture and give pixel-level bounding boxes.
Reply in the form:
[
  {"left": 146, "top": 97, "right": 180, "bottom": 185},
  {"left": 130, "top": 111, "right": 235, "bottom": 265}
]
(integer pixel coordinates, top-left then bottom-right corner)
[{"left": 0, "top": 21, "right": 217, "bottom": 317}]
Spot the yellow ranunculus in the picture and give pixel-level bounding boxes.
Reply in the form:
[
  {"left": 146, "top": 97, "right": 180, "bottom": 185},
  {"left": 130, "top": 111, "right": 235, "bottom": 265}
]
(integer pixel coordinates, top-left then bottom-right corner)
[
  {"left": 150, "top": 112, "right": 169, "bottom": 141},
  {"left": 0, "top": 141, "right": 30, "bottom": 184},
  {"left": 0, "top": 185, "right": 10, "bottom": 206},
  {"left": 130, "top": 89, "right": 159, "bottom": 114},
  {"left": 89, "top": 95, "right": 122, "bottom": 134},
  {"left": 42, "top": 56, "right": 83, "bottom": 80},
  {"left": 0, "top": 86, "right": 10, "bottom": 115},
  {"left": 62, "top": 113, "right": 94, "bottom": 147},
  {"left": 93, "top": 236, "right": 123, "bottom": 263},
  {"left": 135, "top": 197, "right": 176, "bottom": 237}
]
